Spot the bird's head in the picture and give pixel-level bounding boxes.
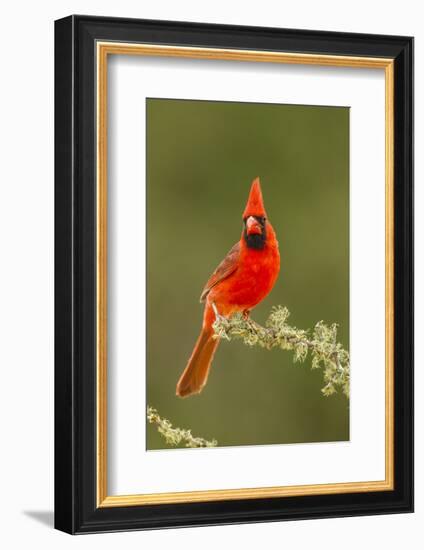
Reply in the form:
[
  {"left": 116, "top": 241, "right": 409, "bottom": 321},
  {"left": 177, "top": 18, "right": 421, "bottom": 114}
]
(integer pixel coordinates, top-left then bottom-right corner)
[{"left": 242, "top": 177, "right": 268, "bottom": 249}]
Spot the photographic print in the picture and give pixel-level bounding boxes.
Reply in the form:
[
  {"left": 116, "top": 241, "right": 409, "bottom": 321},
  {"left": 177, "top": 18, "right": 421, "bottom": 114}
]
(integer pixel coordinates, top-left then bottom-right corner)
[
  {"left": 55, "top": 17, "right": 413, "bottom": 533},
  {"left": 146, "top": 98, "right": 350, "bottom": 450}
]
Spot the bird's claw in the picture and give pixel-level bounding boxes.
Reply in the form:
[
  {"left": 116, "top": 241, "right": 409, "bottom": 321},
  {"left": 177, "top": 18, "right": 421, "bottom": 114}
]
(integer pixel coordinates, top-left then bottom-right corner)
[{"left": 242, "top": 311, "right": 258, "bottom": 331}]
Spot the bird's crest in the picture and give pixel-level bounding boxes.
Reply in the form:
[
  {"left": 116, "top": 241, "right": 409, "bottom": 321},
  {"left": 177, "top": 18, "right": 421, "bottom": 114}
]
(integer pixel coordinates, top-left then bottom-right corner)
[{"left": 242, "top": 177, "right": 267, "bottom": 219}]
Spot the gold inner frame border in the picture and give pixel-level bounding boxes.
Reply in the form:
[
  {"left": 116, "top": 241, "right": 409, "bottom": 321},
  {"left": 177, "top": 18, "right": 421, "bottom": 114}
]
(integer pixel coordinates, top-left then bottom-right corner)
[{"left": 96, "top": 42, "right": 394, "bottom": 508}]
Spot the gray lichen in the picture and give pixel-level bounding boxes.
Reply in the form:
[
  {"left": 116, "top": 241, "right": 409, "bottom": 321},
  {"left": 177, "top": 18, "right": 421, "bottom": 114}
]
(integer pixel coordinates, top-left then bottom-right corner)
[
  {"left": 212, "top": 305, "right": 350, "bottom": 398},
  {"left": 147, "top": 406, "right": 218, "bottom": 448}
]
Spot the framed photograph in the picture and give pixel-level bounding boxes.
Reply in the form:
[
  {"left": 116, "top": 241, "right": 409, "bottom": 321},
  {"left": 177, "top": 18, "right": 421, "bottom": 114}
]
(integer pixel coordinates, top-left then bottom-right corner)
[{"left": 54, "top": 15, "right": 413, "bottom": 534}]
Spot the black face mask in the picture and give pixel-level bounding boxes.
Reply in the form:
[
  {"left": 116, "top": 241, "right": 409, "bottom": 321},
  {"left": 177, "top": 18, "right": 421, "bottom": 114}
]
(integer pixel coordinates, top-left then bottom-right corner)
[{"left": 243, "top": 216, "right": 267, "bottom": 250}]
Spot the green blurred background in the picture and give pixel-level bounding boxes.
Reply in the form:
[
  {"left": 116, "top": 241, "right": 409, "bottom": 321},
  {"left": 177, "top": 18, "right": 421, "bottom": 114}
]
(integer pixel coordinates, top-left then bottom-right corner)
[{"left": 146, "top": 98, "right": 349, "bottom": 449}]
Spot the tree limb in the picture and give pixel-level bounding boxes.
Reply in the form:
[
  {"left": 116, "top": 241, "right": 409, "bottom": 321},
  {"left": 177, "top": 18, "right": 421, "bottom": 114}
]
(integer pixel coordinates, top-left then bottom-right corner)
[
  {"left": 212, "top": 305, "right": 350, "bottom": 397},
  {"left": 147, "top": 406, "right": 218, "bottom": 448}
]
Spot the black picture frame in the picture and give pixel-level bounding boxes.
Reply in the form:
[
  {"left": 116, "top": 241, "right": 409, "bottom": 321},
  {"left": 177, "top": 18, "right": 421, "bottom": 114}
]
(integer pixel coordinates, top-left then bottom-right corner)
[{"left": 55, "top": 15, "right": 413, "bottom": 534}]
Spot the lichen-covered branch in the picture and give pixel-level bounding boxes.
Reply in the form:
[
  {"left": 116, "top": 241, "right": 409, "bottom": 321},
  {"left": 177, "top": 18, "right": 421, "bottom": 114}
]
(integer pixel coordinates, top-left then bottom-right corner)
[
  {"left": 147, "top": 406, "right": 218, "bottom": 448},
  {"left": 212, "top": 305, "right": 350, "bottom": 397}
]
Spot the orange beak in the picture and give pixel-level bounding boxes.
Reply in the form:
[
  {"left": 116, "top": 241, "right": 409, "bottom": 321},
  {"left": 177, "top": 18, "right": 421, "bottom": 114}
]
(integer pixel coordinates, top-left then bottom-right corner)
[
  {"left": 243, "top": 177, "right": 267, "bottom": 219},
  {"left": 246, "top": 216, "right": 263, "bottom": 235}
]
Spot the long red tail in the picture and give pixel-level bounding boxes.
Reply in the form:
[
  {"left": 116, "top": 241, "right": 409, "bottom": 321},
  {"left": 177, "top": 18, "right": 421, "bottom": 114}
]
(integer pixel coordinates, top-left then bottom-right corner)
[{"left": 176, "top": 306, "right": 219, "bottom": 397}]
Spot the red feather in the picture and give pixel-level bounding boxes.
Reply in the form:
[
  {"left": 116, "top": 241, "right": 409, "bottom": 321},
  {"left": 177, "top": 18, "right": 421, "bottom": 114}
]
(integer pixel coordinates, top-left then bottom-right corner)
[{"left": 176, "top": 177, "right": 280, "bottom": 397}]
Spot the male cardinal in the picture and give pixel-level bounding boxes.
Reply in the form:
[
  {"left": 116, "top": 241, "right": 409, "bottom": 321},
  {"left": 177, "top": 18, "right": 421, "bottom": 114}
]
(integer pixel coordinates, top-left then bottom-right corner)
[{"left": 176, "top": 177, "right": 280, "bottom": 398}]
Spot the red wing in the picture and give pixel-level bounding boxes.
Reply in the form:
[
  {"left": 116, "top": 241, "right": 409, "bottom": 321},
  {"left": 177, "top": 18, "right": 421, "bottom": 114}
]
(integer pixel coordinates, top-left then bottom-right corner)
[{"left": 200, "top": 242, "right": 240, "bottom": 302}]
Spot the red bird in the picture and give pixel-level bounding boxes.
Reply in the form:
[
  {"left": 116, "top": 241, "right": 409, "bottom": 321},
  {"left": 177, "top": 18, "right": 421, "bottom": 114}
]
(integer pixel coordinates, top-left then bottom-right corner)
[{"left": 176, "top": 177, "right": 280, "bottom": 398}]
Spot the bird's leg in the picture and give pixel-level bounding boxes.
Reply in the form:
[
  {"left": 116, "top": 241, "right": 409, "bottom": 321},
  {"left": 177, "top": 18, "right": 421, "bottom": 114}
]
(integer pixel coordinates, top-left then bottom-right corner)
[
  {"left": 242, "top": 309, "right": 251, "bottom": 320},
  {"left": 211, "top": 302, "right": 224, "bottom": 322},
  {"left": 242, "top": 309, "right": 260, "bottom": 331}
]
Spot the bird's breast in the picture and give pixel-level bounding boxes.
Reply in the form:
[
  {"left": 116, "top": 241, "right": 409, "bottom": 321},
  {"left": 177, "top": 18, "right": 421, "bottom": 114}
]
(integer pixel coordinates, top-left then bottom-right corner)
[{"left": 210, "top": 245, "right": 280, "bottom": 312}]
